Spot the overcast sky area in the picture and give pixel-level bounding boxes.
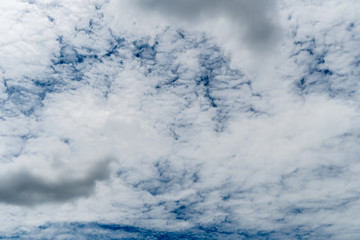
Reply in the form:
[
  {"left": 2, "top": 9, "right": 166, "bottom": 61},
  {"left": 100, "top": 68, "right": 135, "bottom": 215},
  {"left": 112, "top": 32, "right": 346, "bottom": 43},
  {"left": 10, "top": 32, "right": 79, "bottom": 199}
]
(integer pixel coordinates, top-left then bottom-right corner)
[{"left": 0, "top": 0, "right": 360, "bottom": 239}]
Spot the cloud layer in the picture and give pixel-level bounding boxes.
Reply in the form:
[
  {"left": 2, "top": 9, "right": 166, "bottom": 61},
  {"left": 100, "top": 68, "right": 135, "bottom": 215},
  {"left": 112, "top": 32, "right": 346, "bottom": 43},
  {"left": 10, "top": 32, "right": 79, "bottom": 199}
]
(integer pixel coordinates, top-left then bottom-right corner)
[{"left": 0, "top": 0, "right": 359, "bottom": 239}]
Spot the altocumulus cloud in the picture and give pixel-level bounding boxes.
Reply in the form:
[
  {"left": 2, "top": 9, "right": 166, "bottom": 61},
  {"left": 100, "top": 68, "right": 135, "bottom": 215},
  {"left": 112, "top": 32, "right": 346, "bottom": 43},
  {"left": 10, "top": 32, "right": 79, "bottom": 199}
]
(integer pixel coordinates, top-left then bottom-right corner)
[{"left": 0, "top": 0, "right": 360, "bottom": 239}]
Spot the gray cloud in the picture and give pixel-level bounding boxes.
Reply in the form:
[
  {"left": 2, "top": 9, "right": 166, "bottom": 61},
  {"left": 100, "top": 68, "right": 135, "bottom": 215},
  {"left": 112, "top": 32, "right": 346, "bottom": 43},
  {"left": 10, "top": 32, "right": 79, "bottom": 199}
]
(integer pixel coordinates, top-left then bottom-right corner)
[
  {"left": 131, "top": 0, "right": 281, "bottom": 51},
  {"left": 0, "top": 159, "right": 112, "bottom": 206}
]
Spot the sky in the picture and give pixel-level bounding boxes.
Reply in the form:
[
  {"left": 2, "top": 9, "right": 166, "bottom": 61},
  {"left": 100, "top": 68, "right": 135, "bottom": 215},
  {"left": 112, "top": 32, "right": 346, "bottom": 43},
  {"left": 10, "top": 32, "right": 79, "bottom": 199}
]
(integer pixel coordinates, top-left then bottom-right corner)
[{"left": 0, "top": 0, "right": 360, "bottom": 239}]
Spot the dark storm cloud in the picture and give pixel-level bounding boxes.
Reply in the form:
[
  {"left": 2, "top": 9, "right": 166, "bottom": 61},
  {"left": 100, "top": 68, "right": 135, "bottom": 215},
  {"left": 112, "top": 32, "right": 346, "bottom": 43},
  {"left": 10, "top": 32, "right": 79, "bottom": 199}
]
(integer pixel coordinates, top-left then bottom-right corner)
[
  {"left": 132, "top": 0, "right": 281, "bottom": 50},
  {"left": 0, "top": 159, "right": 112, "bottom": 206}
]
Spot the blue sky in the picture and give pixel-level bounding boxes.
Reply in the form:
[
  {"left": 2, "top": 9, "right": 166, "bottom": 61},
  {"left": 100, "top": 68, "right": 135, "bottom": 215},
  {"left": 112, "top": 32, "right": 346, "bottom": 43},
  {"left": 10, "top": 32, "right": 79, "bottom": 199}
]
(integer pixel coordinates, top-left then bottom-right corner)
[{"left": 0, "top": 0, "right": 360, "bottom": 239}]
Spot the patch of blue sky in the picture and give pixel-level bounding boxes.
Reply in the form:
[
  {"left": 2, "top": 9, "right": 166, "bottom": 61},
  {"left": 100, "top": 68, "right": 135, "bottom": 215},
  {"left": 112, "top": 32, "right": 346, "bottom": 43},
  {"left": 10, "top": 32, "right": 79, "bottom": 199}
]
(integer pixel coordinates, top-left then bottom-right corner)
[{"left": 7, "top": 222, "right": 337, "bottom": 240}]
